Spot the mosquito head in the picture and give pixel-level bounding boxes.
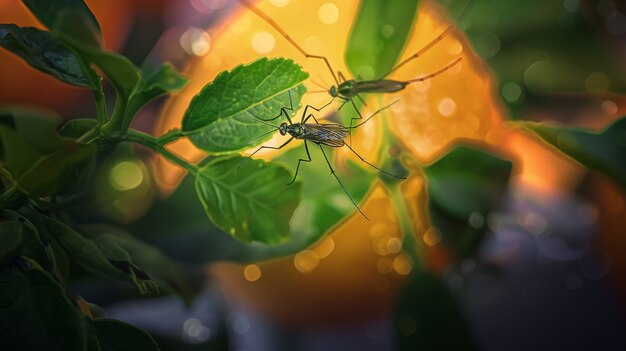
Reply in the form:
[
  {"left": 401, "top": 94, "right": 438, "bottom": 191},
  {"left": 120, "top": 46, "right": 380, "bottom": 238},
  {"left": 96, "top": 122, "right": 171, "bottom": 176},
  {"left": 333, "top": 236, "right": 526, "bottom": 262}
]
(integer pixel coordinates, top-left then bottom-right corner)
[
  {"left": 279, "top": 122, "right": 288, "bottom": 135},
  {"left": 329, "top": 86, "right": 338, "bottom": 97}
]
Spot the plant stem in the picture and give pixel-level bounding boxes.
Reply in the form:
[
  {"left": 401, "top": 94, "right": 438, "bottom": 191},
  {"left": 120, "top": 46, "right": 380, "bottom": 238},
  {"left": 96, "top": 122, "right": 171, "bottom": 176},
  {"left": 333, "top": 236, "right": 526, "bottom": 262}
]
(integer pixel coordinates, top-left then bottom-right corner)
[
  {"left": 101, "top": 94, "right": 126, "bottom": 138},
  {"left": 158, "top": 129, "right": 184, "bottom": 145},
  {"left": 389, "top": 183, "right": 423, "bottom": 272},
  {"left": 94, "top": 89, "right": 107, "bottom": 124},
  {"left": 124, "top": 129, "right": 198, "bottom": 175}
]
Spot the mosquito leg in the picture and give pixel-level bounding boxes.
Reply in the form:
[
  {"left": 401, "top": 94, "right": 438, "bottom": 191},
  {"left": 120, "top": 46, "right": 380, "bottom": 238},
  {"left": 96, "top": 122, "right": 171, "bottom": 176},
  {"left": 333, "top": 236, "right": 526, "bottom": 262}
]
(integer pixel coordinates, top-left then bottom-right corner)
[
  {"left": 407, "top": 57, "right": 462, "bottom": 84},
  {"left": 348, "top": 98, "right": 364, "bottom": 146},
  {"left": 256, "top": 89, "right": 295, "bottom": 124},
  {"left": 239, "top": 0, "right": 340, "bottom": 85},
  {"left": 288, "top": 140, "right": 312, "bottom": 185},
  {"left": 380, "top": 26, "right": 454, "bottom": 79},
  {"left": 356, "top": 93, "right": 367, "bottom": 107},
  {"left": 350, "top": 100, "right": 399, "bottom": 129},
  {"left": 338, "top": 71, "right": 346, "bottom": 83},
  {"left": 300, "top": 98, "right": 335, "bottom": 123},
  {"left": 236, "top": 137, "right": 294, "bottom": 172},
  {"left": 317, "top": 144, "right": 369, "bottom": 220},
  {"left": 343, "top": 143, "right": 406, "bottom": 179}
]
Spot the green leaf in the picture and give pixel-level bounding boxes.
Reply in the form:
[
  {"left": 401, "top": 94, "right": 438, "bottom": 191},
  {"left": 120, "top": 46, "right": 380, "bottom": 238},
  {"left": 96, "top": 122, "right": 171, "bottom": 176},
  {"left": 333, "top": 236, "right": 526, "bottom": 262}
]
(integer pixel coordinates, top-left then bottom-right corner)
[
  {"left": 46, "top": 217, "right": 158, "bottom": 294},
  {"left": 22, "top": 0, "right": 102, "bottom": 46},
  {"left": 0, "top": 108, "right": 96, "bottom": 197},
  {"left": 87, "top": 319, "right": 160, "bottom": 351},
  {"left": 182, "top": 57, "right": 308, "bottom": 154},
  {"left": 131, "top": 146, "right": 376, "bottom": 263},
  {"left": 424, "top": 145, "right": 511, "bottom": 259},
  {"left": 345, "top": 0, "right": 419, "bottom": 80},
  {"left": 395, "top": 271, "right": 477, "bottom": 351},
  {"left": 522, "top": 116, "right": 626, "bottom": 190},
  {"left": 0, "top": 24, "right": 90, "bottom": 87},
  {"left": 82, "top": 224, "right": 195, "bottom": 299},
  {"left": 58, "top": 118, "right": 98, "bottom": 139},
  {"left": 126, "top": 63, "right": 188, "bottom": 117},
  {"left": 195, "top": 155, "right": 301, "bottom": 244},
  {"left": 0, "top": 263, "right": 87, "bottom": 351},
  {"left": 1, "top": 210, "right": 51, "bottom": 271},
  {"left": 0, "top": 221, "right": 23, "bottom": 268}
]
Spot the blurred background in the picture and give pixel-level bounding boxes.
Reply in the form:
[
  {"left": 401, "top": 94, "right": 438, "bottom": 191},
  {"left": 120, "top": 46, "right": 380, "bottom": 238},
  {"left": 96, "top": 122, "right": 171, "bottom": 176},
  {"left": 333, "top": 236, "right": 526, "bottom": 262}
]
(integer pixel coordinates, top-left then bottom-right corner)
[{"left": 2, "top": 0, "right": 626, "bottom": 350}]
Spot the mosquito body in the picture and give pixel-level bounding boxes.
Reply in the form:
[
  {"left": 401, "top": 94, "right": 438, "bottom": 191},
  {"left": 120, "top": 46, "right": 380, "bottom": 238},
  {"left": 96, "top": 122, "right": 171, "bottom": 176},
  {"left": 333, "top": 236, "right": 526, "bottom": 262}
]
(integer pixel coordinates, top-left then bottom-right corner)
[
  {"left": 239, "top": 0, "right": 470, "bottom": 125},
  {"left": 238, "top": 92, "right": 404, "bottom": 220}
]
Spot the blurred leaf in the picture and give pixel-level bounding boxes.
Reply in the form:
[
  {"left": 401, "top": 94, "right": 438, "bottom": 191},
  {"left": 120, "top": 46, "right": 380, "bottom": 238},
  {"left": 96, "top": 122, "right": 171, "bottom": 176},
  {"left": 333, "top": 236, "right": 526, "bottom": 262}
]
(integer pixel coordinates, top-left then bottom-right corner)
[
  {"left": 22, "top": 0, "right": 101, "bottom": 47},
  {"left": 58, "top": 118, "right": 98, "bottom": 139},
  {"left": 346, "top": 0, "right": 419, "bottom": 79},
  {"left": 0, "top": 221, "right": 23, "bottom": 268},
  {"left": 132, "top": 146, "right": 375, "bottom": 263},
  {"left": 0, "top": 24, "right": 90, "bottom": 87},
  {"left": 1, "top": 210, "right": 51, "bottom": 271},
  {"left": 87, "top": 319, "right": 160, "bottom": 351},
  {"left": 436, "top": 0, "right": 626, "bottom": 118},
  {"left": 182, "top": 58, "right": 307, "bottom": 154},
  {"left": 195, "top": 155, "right": 301, "bottom": 244},
  {"left": 0, "top": 108, "right": 96, "bottom": 197},
  {"left": 523, "top": 116, "right": 626, "bottom": 190},
  {"left": 126, "top": 63, "right": 189, "bottom": 118},
  {"left": 82, "top": 224, "right": 196, "bottom": 300},
  {"left": 395, "top": 271, "right": 476, "bottom": 351},
  {"left": 424, "top": 145, "right": 511, "bottom": 258},
  {"left": 0, "top": 262, "right": 87, "bottom": 351},
  {"left": 46, "top": 217, "right": 158, "bottom": 294}
]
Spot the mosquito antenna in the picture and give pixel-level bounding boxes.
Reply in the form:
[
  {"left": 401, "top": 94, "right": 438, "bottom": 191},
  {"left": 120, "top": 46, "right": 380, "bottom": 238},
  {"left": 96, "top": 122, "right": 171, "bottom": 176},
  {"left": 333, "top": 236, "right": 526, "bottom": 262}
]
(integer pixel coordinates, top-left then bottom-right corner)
[
  {"left": 239, "top": 0, "right": 340, "bottom": 85},
  {"left": 406, "top": 57, "right": 462, "bottom": 84},
  {"left": 307, "top": 90, "right": 328, "bottom": 94},
  {"left": 310, "top": 78, "right": 327, "bottom": 90},
  {"left": 246, "top": 128, "right": 279, "bottom": 144}
]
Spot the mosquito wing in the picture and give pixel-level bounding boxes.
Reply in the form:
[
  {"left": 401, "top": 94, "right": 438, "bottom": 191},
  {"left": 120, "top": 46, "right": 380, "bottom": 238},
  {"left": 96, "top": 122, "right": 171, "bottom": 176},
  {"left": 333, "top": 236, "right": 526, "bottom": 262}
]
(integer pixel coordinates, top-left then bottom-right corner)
[{"left": 301, "top": 123, "right": 348, "bottom": 147}]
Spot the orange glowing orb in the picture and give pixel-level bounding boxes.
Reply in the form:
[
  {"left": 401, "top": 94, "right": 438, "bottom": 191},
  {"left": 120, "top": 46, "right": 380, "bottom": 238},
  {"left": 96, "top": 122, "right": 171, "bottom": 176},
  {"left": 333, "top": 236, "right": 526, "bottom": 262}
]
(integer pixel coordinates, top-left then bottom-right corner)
[{"left": 154, "top": 0, "right": 579, "bottom": 325}]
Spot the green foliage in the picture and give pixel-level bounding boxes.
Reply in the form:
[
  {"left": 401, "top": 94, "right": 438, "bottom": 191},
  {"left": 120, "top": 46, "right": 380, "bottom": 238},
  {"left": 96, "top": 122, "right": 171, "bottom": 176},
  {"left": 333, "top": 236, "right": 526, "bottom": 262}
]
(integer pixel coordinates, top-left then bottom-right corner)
[
  {"left": 346, "top": 0, "right": 420, "bottom": 79},
  {"left": 0, "top": 262, "right": 88, "bottom": 351},
  {"left": 523, "top": 116, "right": 626, "bottom": 189},
  {"left": 126, "top": 64, "right": 189, "bottom": 120},
  {"left": 0, "top": 24, "right": 90, "bottom": 87},
  {"left": 0, "top": 108, "right": 96, "bottom": 197},
  {"left": 0, "top": 221, "right": 23, "bottom": 268},
  {"left": 131, "top": 147, "right": 376, "bottom": 263},
  {"left": 195, "top": 156, "right": 302, "bottom": 244},
  {"left": 424, "top": 145, "right": 511, "bottom": 258},
  {"left": 182, "top": 57, "right": 307, "bottom": 154},
  {"left": 46, "top": 217, "right": 158, "bottom": 294}
]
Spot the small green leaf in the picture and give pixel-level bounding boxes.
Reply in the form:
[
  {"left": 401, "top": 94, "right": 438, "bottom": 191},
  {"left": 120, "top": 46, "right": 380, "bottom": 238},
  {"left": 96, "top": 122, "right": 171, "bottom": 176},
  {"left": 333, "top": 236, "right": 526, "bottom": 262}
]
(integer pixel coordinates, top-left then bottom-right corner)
[
  {"left": 424, "top": 145, "right": 511, "bottom": 258},
  {"left": 0, "top": 24, "right": 90, "bottom": 87},
  {"left": 182, "top": 57, "right": 307, "bottom": 154},
  {"left": 82, "top": 224, "right": 196, "bottom": 300},
  {"left": 395, "top": 271, "right": 477, "bottom": 351},
  {"left": 346, "top": 0, "right": 419, "bottom": 79},
  {"left": 0, "top": 221, "right": 23, "bottom": 268},
  {"left": 131, "top": 146, "right": 376, "bottom": 263},
  {"left": 195, "top": 155, "right": 301, "bottom": 244},
  {"left": 0, "top": 264, "right": 87, "bottom": 351},
  {"left": 523, "top": 117, "right": 626, "bottom": 190},
  {"left": 22, "top": 0, "right": 101, "bottom": 46},
  {"left": 46, "top": 218, "right": 158, "bottom": 294},
  {"left": 124, "top": 63, "right": 188, "bottom": 126},
  {"left": 87, "top": 319, "right": 160, "bottom": 351},
  {"left": 58, "top": 118, "right": 98, "bottom": 139},
  {"left": 0, "top": 108, "right": 96, "bottom": 197}
]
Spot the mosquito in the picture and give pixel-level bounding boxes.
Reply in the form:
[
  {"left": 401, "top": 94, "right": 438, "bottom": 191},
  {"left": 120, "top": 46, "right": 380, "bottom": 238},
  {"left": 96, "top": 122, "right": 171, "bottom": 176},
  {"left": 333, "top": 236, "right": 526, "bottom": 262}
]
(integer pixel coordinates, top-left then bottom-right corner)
[
  {"left": 239, "top": 0, "right": 472, "bottom": 134},
  {"left": 237, "top": 91, "right": 405, "bottom": 220}
]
